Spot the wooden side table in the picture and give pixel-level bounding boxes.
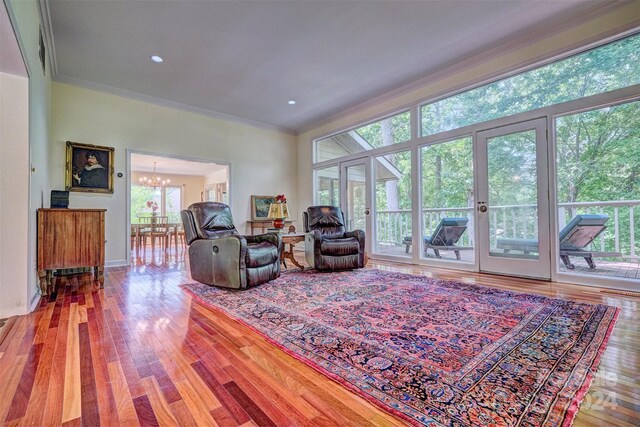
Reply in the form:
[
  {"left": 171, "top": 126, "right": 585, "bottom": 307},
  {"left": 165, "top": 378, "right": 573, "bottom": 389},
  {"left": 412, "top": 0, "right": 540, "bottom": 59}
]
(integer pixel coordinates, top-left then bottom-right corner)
[
  {"left": 37, "top": 208, "right": 106, "bottom": 295},
  {"left": 281, "top": 233, "right": 305, "bottom": 270},
  {"left": 247, "top": 220, "right": 293, "bottom": 235}
]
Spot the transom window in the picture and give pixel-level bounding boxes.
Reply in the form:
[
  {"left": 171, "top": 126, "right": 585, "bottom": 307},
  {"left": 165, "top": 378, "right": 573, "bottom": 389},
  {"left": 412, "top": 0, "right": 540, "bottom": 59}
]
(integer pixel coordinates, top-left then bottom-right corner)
[
  {"left": 420, "top": 34, "right": 640, "bottom": 137},
  {"left": 315, "top": 111, "right": 410, "bottom": 163}
]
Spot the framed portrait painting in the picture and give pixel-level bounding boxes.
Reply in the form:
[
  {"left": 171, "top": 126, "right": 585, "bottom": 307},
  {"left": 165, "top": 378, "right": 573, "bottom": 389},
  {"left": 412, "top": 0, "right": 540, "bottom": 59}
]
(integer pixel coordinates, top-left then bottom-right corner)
[
  {"left": 65, "top": 141, "right": 114, "bottom": 193},
  {"left": 251, "top": 195, "right": 276, "bottom": 220}
]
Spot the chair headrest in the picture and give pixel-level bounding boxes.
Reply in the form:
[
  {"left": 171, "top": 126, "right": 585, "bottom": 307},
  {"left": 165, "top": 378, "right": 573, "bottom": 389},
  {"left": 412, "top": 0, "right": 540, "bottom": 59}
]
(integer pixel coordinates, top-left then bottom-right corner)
[
  {"left": 306, "top": 206, "right": 346, "bottom": 239},
  {"left": 439, "top": 217, "right": 468, "bottom": 227},
  {"left": 559, "top": 214, "right": 608, "bottom": 242},
  {"left": 431, "top": 217, "right": 468, "bottom": 245},
  {"left": 306, "top": 206, "right": 345, "bottom": 228},
  {"left": 186, "top": 202, "right": 238, "bottom": 240}
]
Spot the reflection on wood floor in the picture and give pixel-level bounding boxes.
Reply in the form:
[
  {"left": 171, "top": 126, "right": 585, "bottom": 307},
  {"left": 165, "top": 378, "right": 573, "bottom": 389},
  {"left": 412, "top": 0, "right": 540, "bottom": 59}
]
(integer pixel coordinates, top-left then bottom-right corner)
[
  {"left": 0, "top": 257, "right": 638, "bottom": 426},
  {"left": 131, "top": 244, "right": 186, "bottom": 267}
]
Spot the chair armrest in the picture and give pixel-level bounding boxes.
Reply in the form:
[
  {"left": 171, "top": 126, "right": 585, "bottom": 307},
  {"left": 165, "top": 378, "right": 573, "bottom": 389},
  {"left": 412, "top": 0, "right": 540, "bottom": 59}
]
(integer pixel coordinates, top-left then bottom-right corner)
[
  {"left": 304, "top": 230, "right": 325, "bottom": 268},
  {"left": 188, "top": 235, "right": 248, "bottom": 289},
  {"left": 244, "top": 233, "right": 283, "bottom": 252},
  {"left": 345, "top": 229, "right": 365, "bottom": 243},
  {"left": 345, "top": 229, "right": 366, "bottom": 267},
  {"left": 308, "top": 230, "right": 325, "bottom": 246}
]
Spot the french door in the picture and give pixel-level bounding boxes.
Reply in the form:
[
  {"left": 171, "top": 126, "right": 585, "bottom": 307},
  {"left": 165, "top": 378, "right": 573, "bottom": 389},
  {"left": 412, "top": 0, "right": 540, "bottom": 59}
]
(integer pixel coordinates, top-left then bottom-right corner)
[
  {"left": 476, "top": 118, "right": 551, "bottom": 279},
  {"left": 340, "top": 158, "right": 372, "bottom": 243}
]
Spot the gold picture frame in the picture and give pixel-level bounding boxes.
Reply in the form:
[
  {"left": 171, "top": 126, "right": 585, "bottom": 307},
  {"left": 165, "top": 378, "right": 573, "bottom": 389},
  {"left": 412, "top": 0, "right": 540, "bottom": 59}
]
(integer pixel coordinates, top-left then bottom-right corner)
[
  {"left": 65, "top": 141, "right": 114, "bottom": 193},
  {"left": 251, "top": 195, "right": 276, "bottom": 220}
]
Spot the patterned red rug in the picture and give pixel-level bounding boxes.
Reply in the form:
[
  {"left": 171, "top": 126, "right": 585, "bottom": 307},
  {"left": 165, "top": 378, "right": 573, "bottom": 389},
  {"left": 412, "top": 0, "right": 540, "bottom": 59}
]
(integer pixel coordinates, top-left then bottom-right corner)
[{"left": 181, "top": 268, "right": 618, "bottom": 426}]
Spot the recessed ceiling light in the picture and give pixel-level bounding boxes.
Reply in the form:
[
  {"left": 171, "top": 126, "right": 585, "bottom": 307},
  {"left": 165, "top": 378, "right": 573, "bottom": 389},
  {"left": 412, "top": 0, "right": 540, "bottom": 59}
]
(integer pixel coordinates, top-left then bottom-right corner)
[
  {"left": 150, "top": 55, "right": 164, "bottom": 63},
  {"left": 288, "top": 100, "right": 296, "bottom": 105}
]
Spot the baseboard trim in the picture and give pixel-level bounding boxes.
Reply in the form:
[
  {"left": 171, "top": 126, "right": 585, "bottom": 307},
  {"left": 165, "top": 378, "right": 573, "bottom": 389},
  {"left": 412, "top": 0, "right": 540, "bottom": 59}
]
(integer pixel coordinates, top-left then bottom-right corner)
[
  {"left": 29, "top": 292, "right": 41, "bottom": 312},
  {"left": 106, "top": 260, "right": 129, "bottom": 268}
]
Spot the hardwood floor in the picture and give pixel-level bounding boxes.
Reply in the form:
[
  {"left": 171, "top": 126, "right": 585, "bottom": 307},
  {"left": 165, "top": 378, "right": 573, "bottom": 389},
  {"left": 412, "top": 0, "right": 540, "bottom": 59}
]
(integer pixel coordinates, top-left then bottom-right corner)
[{"left": 0, "top": 255, "right": 638, "bottom": 426}]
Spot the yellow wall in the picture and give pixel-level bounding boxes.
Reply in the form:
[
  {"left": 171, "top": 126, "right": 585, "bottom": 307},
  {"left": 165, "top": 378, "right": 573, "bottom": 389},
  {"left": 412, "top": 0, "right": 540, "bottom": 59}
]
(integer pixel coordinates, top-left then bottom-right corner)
[
  {"left": 51, "top": 82, "right": 297, "bottom": 266},
  {"left": 296, "top": 3, "right": 640, "bottom": 221}
]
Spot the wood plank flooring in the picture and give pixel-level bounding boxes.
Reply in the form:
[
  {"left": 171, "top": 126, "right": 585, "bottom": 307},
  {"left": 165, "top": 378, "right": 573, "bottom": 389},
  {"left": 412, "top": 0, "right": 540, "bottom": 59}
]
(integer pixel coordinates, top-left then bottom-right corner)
[{"left": 0, "top": 256, "right": 638, "bottom": 426}]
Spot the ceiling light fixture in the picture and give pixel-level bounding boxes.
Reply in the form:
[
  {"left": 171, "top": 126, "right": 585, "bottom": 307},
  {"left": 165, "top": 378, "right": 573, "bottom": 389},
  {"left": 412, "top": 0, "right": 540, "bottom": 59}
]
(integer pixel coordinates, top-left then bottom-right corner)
[
  {"left": 288, "top": 100, "right": 296, "bottom": 105},
  {"left": 150, "top": 55, "right": 164, "bottom": 63},
  {"left": 139, "top": 162, "right": 170, "bottom": 189}
]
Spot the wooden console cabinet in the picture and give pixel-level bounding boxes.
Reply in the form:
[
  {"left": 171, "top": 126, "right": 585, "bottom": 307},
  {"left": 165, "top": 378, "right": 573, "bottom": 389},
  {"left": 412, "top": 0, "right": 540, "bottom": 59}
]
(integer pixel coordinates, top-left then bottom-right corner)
[{"left": 37, "top": 208, "right": 106, "bottom": 295}]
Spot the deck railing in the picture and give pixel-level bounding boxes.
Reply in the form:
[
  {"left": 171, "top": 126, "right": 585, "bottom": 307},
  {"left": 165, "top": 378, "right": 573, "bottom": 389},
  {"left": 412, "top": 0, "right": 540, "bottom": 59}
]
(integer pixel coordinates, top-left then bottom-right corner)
[{"left": 375, "top": 200, "right": 640, "bottom": 258}]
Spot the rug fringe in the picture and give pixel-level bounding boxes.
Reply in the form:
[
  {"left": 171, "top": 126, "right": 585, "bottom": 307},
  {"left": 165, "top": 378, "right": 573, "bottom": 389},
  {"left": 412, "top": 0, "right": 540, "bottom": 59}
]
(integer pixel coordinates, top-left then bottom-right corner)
[{"left": 600, "top": 289, "right": 640, "bottom": 298}]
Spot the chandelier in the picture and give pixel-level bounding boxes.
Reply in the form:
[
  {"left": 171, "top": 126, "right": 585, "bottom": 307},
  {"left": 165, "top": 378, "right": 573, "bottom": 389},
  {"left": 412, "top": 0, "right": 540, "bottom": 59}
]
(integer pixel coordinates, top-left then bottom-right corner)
[{"left": 139, "top": 162, "right": 170, "bottom": 189}]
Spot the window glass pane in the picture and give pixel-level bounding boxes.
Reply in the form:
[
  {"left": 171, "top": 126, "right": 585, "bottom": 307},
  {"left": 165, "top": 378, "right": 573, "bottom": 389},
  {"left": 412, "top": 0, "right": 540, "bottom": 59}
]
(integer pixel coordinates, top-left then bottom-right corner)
[
  {"left": 374, "top": 150, "right": 411, "bottom": 256},
  {"left": 315, "top": 166, "right": 339, "bottom": 206},
  {"left": 354, "top": 111, "right": 410, "bottom": 149},
  {"left": 555, "top": 101, "right": 640, "bottom": 279},
  {"left": 421, "top": 34, "right": 640, "bottom": 136},
  {"left": 487, "top": 131, "right": 539, "bottom": 259},
  {"left": 315, "top": 111, "right": 410, "bottom": 163},
  {"left": 420, "top": 137, "right": 474, "bottom": 262},
  {"left": 165, "top": 186, "right": 182, "bottom": 223},
  {"left": 131, "top": 185, "right": 161, "bottom": 223},
  {"left": 345, "top": 165, "right": 367, "bottom": 232}
]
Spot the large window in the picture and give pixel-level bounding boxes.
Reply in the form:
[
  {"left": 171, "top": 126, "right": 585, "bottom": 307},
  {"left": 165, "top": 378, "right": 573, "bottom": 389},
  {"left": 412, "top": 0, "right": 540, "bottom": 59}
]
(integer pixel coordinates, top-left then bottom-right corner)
[
  {"left": 315, "top": 166, "right": 339, "bottom": 206},
  {"left": 555, "top": 100, "right": 640, "bottom": 277},
  {"left": 131, "top": 185, "right": 182, "bottom": 223},
  {"left": 315, "top": 111, "right": 410, "bottom": 163},
  {"left": 310, "top": 32, "right": 640, "bottom": 284},
  {"left": 421, "top": 137, "right": 474, "bottom": 262},
  {"left": 165, "top": 186, "right": 182, "bottom": 222},
  {"left": 421, "top": 34, "right": 640, "bottom": 136},
  {"left": 374, "top": 150, "right": 411, "bottom": 256}
]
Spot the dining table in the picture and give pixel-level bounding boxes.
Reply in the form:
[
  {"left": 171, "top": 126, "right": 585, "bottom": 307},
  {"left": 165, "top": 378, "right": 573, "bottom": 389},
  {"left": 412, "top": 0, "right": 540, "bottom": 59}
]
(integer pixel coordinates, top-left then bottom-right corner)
[{"left": 131, "top": 221, "right": 182, "bottom": 254}]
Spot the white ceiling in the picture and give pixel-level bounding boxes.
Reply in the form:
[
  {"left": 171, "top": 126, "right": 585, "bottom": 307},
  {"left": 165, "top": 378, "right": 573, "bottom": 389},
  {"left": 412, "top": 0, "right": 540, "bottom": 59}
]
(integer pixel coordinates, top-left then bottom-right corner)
[
  {"left": 131, "top": 153, "right": 227, "bottom": 176},
  {"left": 48, "top": 0, "right": 604, "bottom": 132}
]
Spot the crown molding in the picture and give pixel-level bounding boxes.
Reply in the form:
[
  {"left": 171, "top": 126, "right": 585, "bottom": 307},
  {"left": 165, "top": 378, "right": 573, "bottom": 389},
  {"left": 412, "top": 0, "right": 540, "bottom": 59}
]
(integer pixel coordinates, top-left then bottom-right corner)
[
  {"left": 297, "top": 1, "right": 631, "bottom": 134},
  {"left": 37, "top": 0, "right": 57, "bottom": 77},
  {"left": 53, "top": 74, "right": 296, "bottom": 135}
]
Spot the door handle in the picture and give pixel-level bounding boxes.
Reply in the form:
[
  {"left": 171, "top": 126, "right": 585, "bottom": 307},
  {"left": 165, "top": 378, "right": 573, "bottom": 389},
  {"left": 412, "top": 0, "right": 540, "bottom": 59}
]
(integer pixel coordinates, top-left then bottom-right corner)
[
  {"left": 364, "top": 208, "right": 370, "bottom": 215},
  {"left": 479, "top": 205, "right": 488, "bottom": 213}
]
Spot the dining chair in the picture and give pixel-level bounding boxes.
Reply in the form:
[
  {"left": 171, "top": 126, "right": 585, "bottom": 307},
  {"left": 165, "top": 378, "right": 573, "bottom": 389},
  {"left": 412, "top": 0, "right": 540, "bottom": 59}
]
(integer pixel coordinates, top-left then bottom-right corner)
[{"left": 139, "top": 215, "right": 170, "bottom": 255}]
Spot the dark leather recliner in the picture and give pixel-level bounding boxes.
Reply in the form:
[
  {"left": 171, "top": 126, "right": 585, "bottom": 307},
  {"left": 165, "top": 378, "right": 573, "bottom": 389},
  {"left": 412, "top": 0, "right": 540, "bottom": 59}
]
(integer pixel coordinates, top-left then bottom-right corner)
[
  {"left": 303, "top": 206, "right": 365, "bottom": 271},
  {"left": 181, "top": 202, "right": 282, "bottom": 289}
]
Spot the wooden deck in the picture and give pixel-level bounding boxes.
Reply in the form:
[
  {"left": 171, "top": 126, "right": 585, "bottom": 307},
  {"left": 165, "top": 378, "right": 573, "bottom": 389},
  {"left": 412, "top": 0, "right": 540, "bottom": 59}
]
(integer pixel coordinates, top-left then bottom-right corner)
[
  {"left": 0, "top": 252, "right": 638, "bottom": 426},
  {"left": 375, "top": 244, "right": 640, "bottom": 280}
]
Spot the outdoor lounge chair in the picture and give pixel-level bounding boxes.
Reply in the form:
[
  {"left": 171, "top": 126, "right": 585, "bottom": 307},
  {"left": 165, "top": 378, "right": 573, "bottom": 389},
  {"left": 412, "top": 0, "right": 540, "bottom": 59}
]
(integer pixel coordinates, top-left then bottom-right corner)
[
  {"left": 403, "top": 217, "right": 472, "bottom": 260},
  {"left": 496, "top": 214, "right": 621, "bottom": 269}
]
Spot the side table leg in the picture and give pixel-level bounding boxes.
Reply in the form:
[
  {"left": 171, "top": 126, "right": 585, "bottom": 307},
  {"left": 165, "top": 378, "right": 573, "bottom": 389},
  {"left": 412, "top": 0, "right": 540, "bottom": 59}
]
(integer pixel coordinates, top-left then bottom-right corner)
[
  {"left": 94, "top": 265, "right": 105, "bottom": 288},
  {"left": 38, "top": 270, "right": 48, "bottom": 296},
  {"left": 284, "top": 244, "right": 304, "bottom": 270}
]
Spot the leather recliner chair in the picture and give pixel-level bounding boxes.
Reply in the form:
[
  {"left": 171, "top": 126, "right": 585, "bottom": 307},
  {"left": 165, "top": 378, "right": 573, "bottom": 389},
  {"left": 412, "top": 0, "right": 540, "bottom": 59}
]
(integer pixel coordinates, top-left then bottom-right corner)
[
  {"left": 303, "top": 205, "right": 365, "bottom": 271},
  {"left": 181, "top": 202, "right": 282, "bottom": 289}
]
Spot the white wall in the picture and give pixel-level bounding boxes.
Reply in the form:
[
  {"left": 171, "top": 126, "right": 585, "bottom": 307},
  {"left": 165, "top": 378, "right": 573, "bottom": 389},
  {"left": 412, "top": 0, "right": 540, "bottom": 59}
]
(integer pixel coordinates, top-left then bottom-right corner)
[
  {"left": 2, "top": 0, "right": 52, "bottom": 316},
  {"left": 0, "top": 72, "right": 29, "bottom": 317},
  {"left": 51, "top": 82, "right": 297, "bottom": 266},
  {"left": 206, "top": 168, "right": 228, "bottom": 185},
  {"left": 296, "top": 3, "right": 640, "bottom": 225}
]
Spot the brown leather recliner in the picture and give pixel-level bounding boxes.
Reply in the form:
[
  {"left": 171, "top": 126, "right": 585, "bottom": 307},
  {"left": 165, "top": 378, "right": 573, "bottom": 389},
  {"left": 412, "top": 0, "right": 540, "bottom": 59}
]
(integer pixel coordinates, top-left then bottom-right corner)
[
  {"left": 181, "top": 202, "right": 282, "bottom": 289},
  {"left": 303, "top": 206, "right": 365, "bottom": 271}
]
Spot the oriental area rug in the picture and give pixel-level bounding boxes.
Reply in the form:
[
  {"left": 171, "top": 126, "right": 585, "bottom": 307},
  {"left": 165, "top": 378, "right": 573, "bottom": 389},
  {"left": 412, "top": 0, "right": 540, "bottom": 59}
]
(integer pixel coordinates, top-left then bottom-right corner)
[{"left": 181, "top": 269, "right": 618, "bottom": 426}]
